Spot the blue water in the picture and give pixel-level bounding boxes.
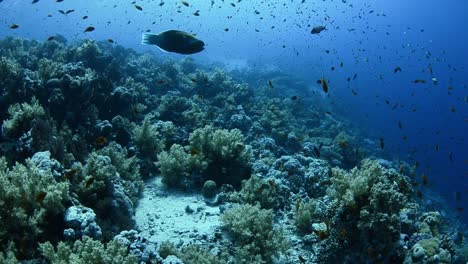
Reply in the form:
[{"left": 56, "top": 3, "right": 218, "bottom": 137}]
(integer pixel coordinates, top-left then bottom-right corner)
[{"left": 1, "top": 0, "right": 466, "bottom": 222}]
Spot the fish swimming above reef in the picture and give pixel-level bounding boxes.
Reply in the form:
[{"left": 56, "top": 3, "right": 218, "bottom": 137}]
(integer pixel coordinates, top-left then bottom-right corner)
[
  {"left": 142, "top": 30, "right": 205, "bottom": 55},
  {"left": 311, "top": 25, "right": 326, "bottom": 34}
]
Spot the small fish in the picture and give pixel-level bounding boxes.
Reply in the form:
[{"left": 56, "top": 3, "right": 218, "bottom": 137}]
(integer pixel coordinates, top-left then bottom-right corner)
[
  {"left": 413, "top": 79, "right": 426, "bottom": 84},
  {"left": 142, "top": 30, "right": 205, "bottom": 54},
  {"left": 295, "top": 199, "right": 302, "bottom": 214},
  {"left": 314, "top": 230, "right": 328, "bottom": 240},
  {"left": 47, "top": 36, "right": 55, "bottom": 41},
  {"left": 9, "top": 24, "right": 19, "bottom": 29},
  {"left": 321, "top": 77, "right": 328, "bottom": 93},
  {"left": 193, "top": 10, "right": 200, "bottom": 16},
  {"left": 84, "top": 26, "right": 95, "bottom": 33},
  {"left": 298, "top": 255, "right": 306, "bottom": 264},
  {"left": 191, "top": 148, "right": 201, "bottom": 156},
  {"left": 82, "top": 15, "right": 88, "bottom": 19},
  {"left": 399, "top": 165, "right": 404, "bottom": 174},
  {"left": 181, "top": 1, "right": 189, "bottom": 6},
  {"left": 84, "top": 176, "right": 95, "bottom": 188},
  {"left": 340, "top": 227, "right": 347, "bottom": 239},
  {"left": 416, "top": 190, "right": 423, "bottom": 199},
  {"left": 134, "top": 4, "right": 142, "bottom": 10},
  {"left": 449, "top": 152, "right": 453, "bottom": 162},
  {"left": 393, "top": 66, "right": 402, "bottom": 73},
  {"left": 291, "top": 95, "right": 298, "bottom": 100},
  {"left": 421, "top": 174, "right": 428, "bottom": 186},
  {"left": 107, "top": 38, "right": 114, "bottom": 43},
  {"left": 450, "top": 106, "right": 456, "bottom": 113},
  {"left": 95, "top": 136, "right": 107, "bottom": 145},
  {"left": 32, "top": 0, "right": 40, "bottom": 3},
  {"left": 339, "top": 141, "right": 349, "bottom": 148},
  {"left": 379, "top": 138, "right": 384, "bottom": 149},
  {"left": 313, "top": 146, "right": 321, "bottom": 158},
  {"left": 56, "top": 0, "right": 63, "bottom": 2},
  {"left": 268, "top": 179, "right": 275, "bottom": 189},
  {"left": 224, "top": 28, "right": 229, "bottom": 31},
  {"left": 268, "top": 80, "right": 274, "bottom": 89},
  {"left": 311, "top": 25, "right": 326, "bottom": 34},
  {"left": 35, "top": 191, "right": 47, "bottom": 203},
  {"left": 64, "top": 169, "right": 77, "bottom": 180},
  {"left": 65, "top": 9, "right": 75, "bottom": 14},
  {"left": 398, "top": 121, "right": 403, "bottom": 130}
]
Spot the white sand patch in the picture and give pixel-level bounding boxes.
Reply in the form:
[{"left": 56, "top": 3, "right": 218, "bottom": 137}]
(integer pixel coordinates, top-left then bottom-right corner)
[{"left": 135, "top": 177, "right": 221, "bottom": 247}]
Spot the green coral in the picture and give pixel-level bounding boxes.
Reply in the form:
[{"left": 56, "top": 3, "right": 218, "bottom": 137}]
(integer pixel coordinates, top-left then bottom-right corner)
[
  {"left": 221, "top": 204, "right": 287, "bottom": 263},
  {"left": 189, "top": 125, "right": 252, "bottom": 186},
  {"left": 158, "top": 241, "right": 179, "bottom": 259},
  {"left": 178, "top": 245, "right": 225, "bottom": 264},
  {"left": 0, "top": 157, "right": 69, "bottom": 258},
  {"left": 327, "top": 159, "right": 412, "bottom": 208},
  {"left": 1, "top": 97, "right": 46, "bottom": 139},
  {"left": 0, "top": 250, "right": 18, "bottom": 264},
  {"left": 132, "top": 117, "right": 165, "bottom": 160},
  {"left": 39, "top": 236, "right": 138, "bottom": 264},
  {"left": 232, "top": 175, "right": 278, "bottom": 209},
  {"left": 158, "top": 241, "right": 225, "bottom": 264},
  {"left": 96, "top": 142, "right": 141, "bottom": 182},
  {"left": 293, "top": 199, "right": 317, "bottom": 233},
  {"left": 325, "top": 159, "right": 414, "bottom": 259},
  {"left": 0, "top": 56, "right": 20, "bottom": 88},
  {"left": 156, "top": 144, "right": 206, "bottom": 188}
]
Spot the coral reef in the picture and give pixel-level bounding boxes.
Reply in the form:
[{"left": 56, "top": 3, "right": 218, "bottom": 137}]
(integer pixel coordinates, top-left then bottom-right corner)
[{"left": 0, "top": 36, "right": 466, "bottom": 263}]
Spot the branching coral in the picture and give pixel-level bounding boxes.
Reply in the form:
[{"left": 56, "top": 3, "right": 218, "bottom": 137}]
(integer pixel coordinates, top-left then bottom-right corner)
[{"left": 39, "top": 236, "right": 138, "bottom": 264}]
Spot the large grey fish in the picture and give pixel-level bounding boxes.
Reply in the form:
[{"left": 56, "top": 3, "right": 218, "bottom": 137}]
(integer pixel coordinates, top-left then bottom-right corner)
[{"left": 141, "top": 30, "right": 205, "bottom": 55}]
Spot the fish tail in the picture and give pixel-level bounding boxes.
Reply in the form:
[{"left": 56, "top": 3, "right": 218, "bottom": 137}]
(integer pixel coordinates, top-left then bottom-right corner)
[{"left": 141, "top": 33, "right": 160, "bottom": 45}]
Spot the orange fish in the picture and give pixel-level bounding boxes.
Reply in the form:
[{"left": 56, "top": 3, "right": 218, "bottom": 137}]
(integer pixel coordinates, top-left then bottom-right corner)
[
  {"left": 95, "top": 136, "right": 107, "bottom": 146},
  {"left": 84, "top": 176, "right": 95, "bottom": 188},
  {"left": 35, "top": 191, "right": 47, "bottom": 203}
]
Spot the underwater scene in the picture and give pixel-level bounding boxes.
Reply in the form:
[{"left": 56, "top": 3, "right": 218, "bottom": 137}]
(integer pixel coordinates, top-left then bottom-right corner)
[{"left": 0, "top": 0, "right": 467, "bottom": 263}]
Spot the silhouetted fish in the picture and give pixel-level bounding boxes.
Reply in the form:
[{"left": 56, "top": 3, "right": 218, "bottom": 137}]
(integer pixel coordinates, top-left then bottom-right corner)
[{"left": 142, "top": 30, "right": 205, "bottom": 54}]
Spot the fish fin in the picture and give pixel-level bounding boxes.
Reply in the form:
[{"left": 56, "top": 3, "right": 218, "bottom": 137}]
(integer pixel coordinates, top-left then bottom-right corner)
[{"left": 141, "top": 33, "right": 160, "bottom": 45}]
